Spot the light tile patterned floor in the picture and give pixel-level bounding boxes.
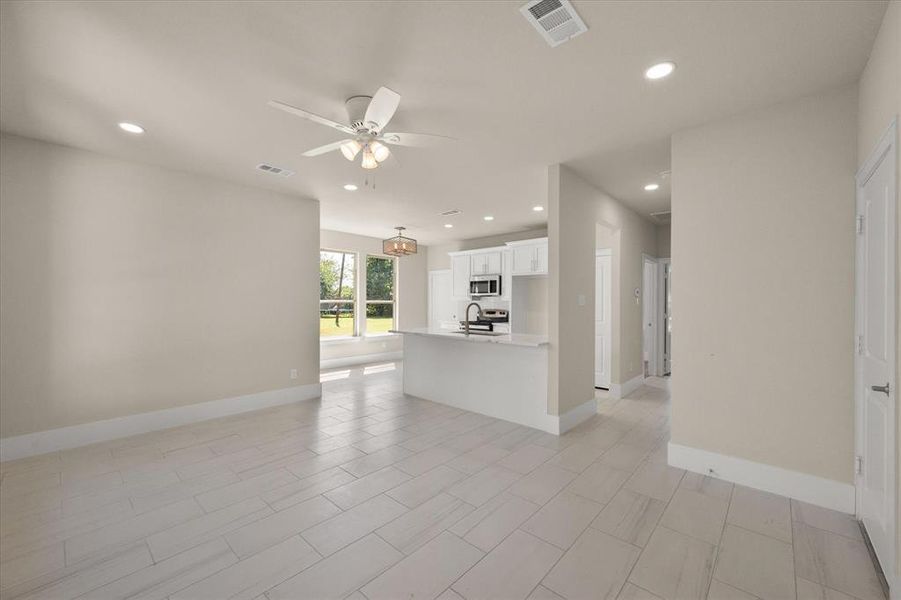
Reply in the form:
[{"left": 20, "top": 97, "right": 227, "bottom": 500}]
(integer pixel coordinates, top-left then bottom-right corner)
[{"left": 0, "top": 362, "right": 886, "bottom": 600}]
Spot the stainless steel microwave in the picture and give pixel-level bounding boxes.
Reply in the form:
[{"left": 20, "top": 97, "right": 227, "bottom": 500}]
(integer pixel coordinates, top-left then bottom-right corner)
[{"left": 470, "top": 274, "right": 501, "bottom": 297}]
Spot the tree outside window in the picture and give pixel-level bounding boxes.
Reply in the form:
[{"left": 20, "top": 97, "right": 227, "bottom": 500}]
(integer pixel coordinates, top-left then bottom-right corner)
[
  {"left": 319, "top": 250, "right": 355, "bottom": 337},
  {"left": 366, "top": 256, "right": 395, "bottom": 335}
]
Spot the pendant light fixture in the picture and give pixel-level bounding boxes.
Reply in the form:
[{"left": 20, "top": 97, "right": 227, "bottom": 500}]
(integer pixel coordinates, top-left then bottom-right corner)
[{"left": 382, "top": 227, "right": 418, "bottom": 257}]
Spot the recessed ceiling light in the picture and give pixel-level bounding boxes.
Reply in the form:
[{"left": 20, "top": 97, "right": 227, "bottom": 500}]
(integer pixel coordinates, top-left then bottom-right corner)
[
  {"left": 444, "top": 223, "right": 454, "bottom": 228},
  {"left": 343, "top": 184, "right": 358, "bottom": 191},
  {"left": 644, "top": 183, "right": 660, "bottom": 191},
  {"left": 644, "top": 61, "right": 676, "bottom": 80},
  {"left": 483, "top": 215, "right": 494, "bottom": 221},
  {"left": 533, "top": 206, "right": 544, "bottom": 212},
  {"left": 118, "top": 122, "right": 145, "bottom": 134}
]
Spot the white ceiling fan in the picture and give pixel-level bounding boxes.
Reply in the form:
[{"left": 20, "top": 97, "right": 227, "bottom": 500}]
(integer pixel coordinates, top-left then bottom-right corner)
[{"left": 268, "top": 87, "right": 453, "bottom": 170}]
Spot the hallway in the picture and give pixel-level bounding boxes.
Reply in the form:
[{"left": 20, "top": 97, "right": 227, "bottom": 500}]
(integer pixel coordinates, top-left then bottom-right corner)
[{"left": 0, "top": 363, "right": 885, "bottom": 600}]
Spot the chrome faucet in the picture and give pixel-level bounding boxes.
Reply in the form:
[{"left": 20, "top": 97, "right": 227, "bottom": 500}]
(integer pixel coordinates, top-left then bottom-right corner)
[{"left": 464, "top": 302, "right": 482, "bottom": 336}]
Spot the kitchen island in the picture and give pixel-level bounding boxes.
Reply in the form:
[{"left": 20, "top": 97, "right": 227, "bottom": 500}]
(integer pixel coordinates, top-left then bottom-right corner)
[{"left": 391, "top": 328, "right": 594, "bottom": 434}]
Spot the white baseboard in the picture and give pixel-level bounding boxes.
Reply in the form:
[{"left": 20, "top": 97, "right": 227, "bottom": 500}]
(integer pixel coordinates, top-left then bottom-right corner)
[
  {"left": 557, "top": 398, "right": 598, "bottom": 434},
  {"left": 0, "top": 383, "right": 322, "bottom": 462},
  {"left": 610, "top": 374, "right": 645, "bottom": 399},
  {"left": 320, "top": 351, "right": 403, "bottom": 370},
  {"left": 668, "top": 442, "right": 855, "bottom": 514}
]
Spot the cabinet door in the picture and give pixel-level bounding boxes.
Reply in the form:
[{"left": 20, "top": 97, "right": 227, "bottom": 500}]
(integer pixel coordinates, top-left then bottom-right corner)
[
  {"left": 471, "top": 254, "right": 488, "bottom": 275},
  {"left": 485, "top": 251, "right": 502, "bottom": 274},
  {"left": 534, "top": 243, "right": 548, "bottom": 274},
  {"left": 511, "top": 245, "right": 535, "bottom": 275},
  {"left": 451, "top": 255, "right": 471, "bottom": 299},
  {"left": 501, "top": 250, "right": 511, "bottom": 299}
]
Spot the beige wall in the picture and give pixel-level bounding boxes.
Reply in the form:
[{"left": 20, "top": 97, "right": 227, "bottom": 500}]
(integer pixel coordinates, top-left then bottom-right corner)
[
  {"left": 319, "top": 229, "right": 428, "bottom": 362},
  {"left": 548, "top": 165, "right": 657, "bottom": 415},
  {"left": 857, "top": 0, "right": 900, "bottom": 579},
  {"left": 0, "top": 134, "right": 320, "bottom": 438},
  {"left": 427, "top": 229, "right": 548, "bottom": 271},
  {"left": 671, "top": 85, "right": 858, "bottom": 483}
]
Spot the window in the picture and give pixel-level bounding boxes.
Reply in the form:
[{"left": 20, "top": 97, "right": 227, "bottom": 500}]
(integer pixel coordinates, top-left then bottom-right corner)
[
  {"left": 319, "top": 250, "right": 396, "bottom": 340},
  {"left": 366, "top": 255, "right": 395, "bottom": 335},
  {"left": 319, "top": 250, "right": 356, "bottom": 338}
]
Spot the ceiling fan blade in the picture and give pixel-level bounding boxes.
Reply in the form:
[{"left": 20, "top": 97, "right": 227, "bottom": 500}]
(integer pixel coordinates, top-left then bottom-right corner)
[
  {"left": 302, "top": 139, "right": 352, "bottom": 157},
  {"left": 364, "top": 87, "right": 401, "bottom": 132},
  {"left": 268, "top": 100, "right": 355, "bottom": 135},
  {"left": 378, "top": 132, "right": 456, "bottom": 147}
]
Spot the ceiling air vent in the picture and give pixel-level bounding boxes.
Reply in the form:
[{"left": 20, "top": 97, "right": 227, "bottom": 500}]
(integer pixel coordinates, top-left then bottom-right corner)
[
  {"left": 256, "top": 163, "right": 295, "bottom": 177},
  {"left": 440, "top": 209, "right": 463, "bottom": 217},
  {"left": 520, "top": 0, "right": 588, "bottom": 48},
  {"left": 650, "top": 211, "right": 671, "bottom": 225}
]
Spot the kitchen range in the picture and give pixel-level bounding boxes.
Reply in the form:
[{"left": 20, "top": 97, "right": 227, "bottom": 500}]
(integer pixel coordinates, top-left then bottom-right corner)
[{"left": 457, "top": 306, "right": 508, "bottom": 336}]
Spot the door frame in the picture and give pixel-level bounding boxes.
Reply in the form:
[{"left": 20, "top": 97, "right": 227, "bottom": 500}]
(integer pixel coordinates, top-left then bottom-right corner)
[
  {"left": 659, "top": 257, "right": 671, "bottom": 375},
  {"left": 642, "top": 254, "right": 662, "bottom": 377},
  {"left": 854, "top": 117, "right": 897, "bottom": 590},
  {"left": 428, "top": 269, "right": 452, "bottom": 329},
  {"left": 595, "top": 248, "right": 613, "bottom": 389}
]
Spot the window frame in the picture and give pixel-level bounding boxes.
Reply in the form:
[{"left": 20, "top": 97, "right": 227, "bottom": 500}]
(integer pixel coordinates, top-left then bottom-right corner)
[{"left": 363, "top": 253, "right": 397, "bottom": 338}]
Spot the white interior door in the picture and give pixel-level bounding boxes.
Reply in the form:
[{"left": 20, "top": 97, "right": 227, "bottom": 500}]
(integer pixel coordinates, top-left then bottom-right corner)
[
  {"left": 595, "top": 251, "right": 612, "bottom": 389},
  {"left": 642, "top": 257, "right": 658, "bottom": 377},
  {"left": 429, "top": 270, "right": 455, "bottom": 329},
  {"left": 855, "top": 120, "right": 896, "bottom": 584}
]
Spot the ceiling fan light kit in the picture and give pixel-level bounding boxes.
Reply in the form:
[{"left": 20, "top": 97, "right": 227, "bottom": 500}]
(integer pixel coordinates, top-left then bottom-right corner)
[
  {"left": 340, "top": 140, "right": 362, "bottom": 160},
  {"left": 269, "top": 86, "right": 454, "bottom": 171},
  {"left": 382, "top": 227, "right": 418, "bottom": 257},
  {"left": 361, "top": 146, "right": 378, "bottom": 169},
  {"left": 370, "top": 141, "right": 390, "bottom": 162}
]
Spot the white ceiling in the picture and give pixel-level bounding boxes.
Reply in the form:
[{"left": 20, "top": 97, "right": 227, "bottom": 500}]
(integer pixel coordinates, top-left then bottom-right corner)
[{"left": 0, "top": 1, "right": 886, "bottom": 244}]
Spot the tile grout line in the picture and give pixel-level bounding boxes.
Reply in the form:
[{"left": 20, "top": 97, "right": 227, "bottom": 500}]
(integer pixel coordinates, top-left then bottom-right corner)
[
  {"left": 703, "top": 477, "right": 736, "bottom": 599},
  {"left": 616, "top": 467, "right": 686, "bottom": 599}
]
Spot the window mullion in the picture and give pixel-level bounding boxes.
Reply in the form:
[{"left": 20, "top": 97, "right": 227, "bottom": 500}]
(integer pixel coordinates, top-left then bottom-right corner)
[{"left": 357, "top": 251, "right": 364, "bottom": 338}]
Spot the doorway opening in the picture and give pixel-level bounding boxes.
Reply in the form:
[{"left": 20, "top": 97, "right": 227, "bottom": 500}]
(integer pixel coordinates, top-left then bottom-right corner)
[
  {"left": 662, "top": 259, "right": 672, "bottom": 376},
  {"left": 595, "top": 248, "right": 612, "bottom": 390},
  {"left": 642, "top": 255, "right": 669, "bottom": 378}
]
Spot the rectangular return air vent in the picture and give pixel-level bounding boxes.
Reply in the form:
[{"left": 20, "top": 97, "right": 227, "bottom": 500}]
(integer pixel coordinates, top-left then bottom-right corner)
[
  {"left": 520, "top": 0, "right": 588, "bottom": 48},
  {"left": 256, "top": 163, "right": 295, "bottom": 177},
  {"left": 440, "top": 209, "right": 463, "bottom": 217}
]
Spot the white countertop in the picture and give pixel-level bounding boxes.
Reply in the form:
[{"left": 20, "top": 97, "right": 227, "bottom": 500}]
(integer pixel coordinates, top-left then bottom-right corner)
[{"left": 390, "top": 328, "right": 548, "bottom": 347}]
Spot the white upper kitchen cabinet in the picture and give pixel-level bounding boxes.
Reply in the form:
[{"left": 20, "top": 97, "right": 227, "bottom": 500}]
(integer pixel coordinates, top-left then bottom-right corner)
[
  {"left": 501, "top": 249, "right": 511, "bottom": 300},
  {"left": 535, "top": 242, "right": 548, "bottom": 273},
  {"left": 471, "top": 250, "right": 502, "bottom": 275},
  {"left": 507, "top": 238, "right": 548, "bottom": 276}
]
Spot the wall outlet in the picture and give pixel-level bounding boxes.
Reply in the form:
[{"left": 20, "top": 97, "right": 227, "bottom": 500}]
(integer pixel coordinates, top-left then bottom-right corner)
[
  {"left": 577, "top": 294, "right": 586, "bottom": 306},
  {"left": 290, "top": 369, "right": 298, "bottom": 380}
]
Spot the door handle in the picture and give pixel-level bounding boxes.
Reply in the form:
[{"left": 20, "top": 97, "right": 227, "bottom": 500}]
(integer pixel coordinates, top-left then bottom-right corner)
[{"left": 871, "top": 382, "right": 890, "bottom": 395}]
